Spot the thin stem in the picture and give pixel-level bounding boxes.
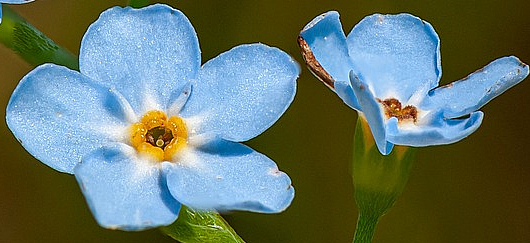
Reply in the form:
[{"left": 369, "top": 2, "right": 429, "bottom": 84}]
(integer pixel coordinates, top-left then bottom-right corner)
[
  {"left": 0, "top": 6, "right": 78, "bottom": 70},
  {"left": 351, "top": 117, "right": 416, "bottom": 243},
  {"left": 353, "top": 212, "right": 379, "bottom": 243},
  {"left": 127, "top": 0, "right": 150, "bottom": 8}
]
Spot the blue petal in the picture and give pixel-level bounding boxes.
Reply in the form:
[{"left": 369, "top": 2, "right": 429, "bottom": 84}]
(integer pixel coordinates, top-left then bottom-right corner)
[
  {"left": 299, "top": 11, "right": 356, "bottom": 84},
  {"left": 180, "top": 44, "right": 299, "bottom": 142},
  {"left": 334, "top": 80, "right": 360, "bottom": 110},
  {"left": 422, "top": 56, "right": 529, "bottom": 118},
  {"left": 74, "top": 144, "right": 180, "bottom": 230},
  {"left": 298, "top": 11, "right": 360, "bottom": 110},
  {"left": 79, "top": 4, "right": 200, "bottom": 113},
  {"left": 6, "top": 64, "right": 129, "bottom": 173},
  {"left": 346, "top": 13, "right": 441, "bottom": 102},
  {"left": 1, "top": 0, "right": 35, "bottom": 3},
  {"left": 387, "top": 111, "right": 483, "bottom": 146},
  {"left": 162, "top": 140, "right": 294, "bottom": 213},
  {"left": 349, "top": 71, "right": 394, "bottom": 155}
]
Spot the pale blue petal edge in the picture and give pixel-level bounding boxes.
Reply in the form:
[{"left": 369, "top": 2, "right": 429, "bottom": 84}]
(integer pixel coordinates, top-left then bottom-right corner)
[
  {"left": 300, "top": 11, "right": 355, "bottom": 83},
  {"left": 1, "top": 0, "right": 34, "bottom": 3},
  {"left": 422, "top": 56, "right": 529, "bottom": 118},
  {"left": 346, "top": 13, "right": 441, "bottom": 102},
  {"left": 79, "top": 4, "right": 200, "bottom": 114},
  {"left": 349, "top": 71, "right": 394, "bottom": 155},
  {"left": 180, "top": 43, "right": 299, "bottom": 142},
  {"left": 74, "top": 144, "right": 181, "bottom": 230},
  {"left": 162, "top": 140, "right": 294, "bottom": 213},
  {"left": 6, "top": 64, "right": 128, "bottom": 173},
  {"left": 299, "top": 11, "right": 361, "bottom": 110},
  {"left": 387, "top": 111, "right": 484, "bottom": 147}
]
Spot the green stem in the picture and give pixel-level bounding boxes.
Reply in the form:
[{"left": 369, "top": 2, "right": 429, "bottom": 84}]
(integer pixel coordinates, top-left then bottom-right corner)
[
  {"left": 0, "top": 6, "right": 78, "bottom": 70},
  {"left": 353, "top": 212, "right": 379, "bottom": 243},
  {"left": 351, "top": 116, "right": 416, "bottom": 243},
  {"left": 127, "top": 0, "right": 150, "bottom": 8}
]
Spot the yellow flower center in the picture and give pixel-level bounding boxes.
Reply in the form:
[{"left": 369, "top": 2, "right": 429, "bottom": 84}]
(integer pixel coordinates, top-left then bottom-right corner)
[{"left": 130, "top": 110, "right": 187, "bottom": 161}]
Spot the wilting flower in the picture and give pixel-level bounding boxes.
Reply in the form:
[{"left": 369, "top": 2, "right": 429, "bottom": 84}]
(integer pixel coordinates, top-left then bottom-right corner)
[
  {"left": 7, "top": 4, "right": 298, "bottom": 230},
  {"left": 0, "top": 0, "right": 35, "bottom": 22},
  {"left": 299, "top": 11, "right": 528, "bottom": 155}
]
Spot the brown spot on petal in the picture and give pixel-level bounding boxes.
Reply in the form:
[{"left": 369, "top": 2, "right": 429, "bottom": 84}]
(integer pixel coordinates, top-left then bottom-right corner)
[
  {"left": 298, "top": 35, "right": 335, "bottom": 89},
  {"left": 359, "top": 84, "right": 365, "bottom": 90},
  {"left": 377, "top": 15, "right": 384, "bottom": 24}
]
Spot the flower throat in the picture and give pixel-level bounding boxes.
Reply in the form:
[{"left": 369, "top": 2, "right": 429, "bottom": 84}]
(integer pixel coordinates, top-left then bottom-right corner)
[
  {"left": 130, "top": 111, "right": 187, "bottom": 161},
  {"left": 378, "top": 98, "right": 418, "bottom": 123}
]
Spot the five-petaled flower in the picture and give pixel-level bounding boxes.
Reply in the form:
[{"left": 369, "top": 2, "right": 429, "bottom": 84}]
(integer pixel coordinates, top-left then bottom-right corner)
[
  {"left": 6, "top": 4, "right": 298, "bottom": 230},
  {"left": 299, "top": 11, "right": 529, "bottom": 155},
  {"left": 0, "top": 0, "right": 35, "bottom": 22}
]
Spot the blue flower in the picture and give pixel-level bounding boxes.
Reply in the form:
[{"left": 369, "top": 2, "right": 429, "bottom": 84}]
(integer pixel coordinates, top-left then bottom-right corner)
[
  {"left": 6, "top": 4, "right": 298, "bottom": 230},
  {"left": 0, "top": 0, "right": 35, "bottom": 22},
  {"left": 299, "top": 11, "right": 529, "bottom": 155}
]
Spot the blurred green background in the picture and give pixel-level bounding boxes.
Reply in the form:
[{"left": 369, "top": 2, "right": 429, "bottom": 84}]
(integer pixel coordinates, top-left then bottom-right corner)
[{"left": 1, "top": 0, "right": 529, "bottom": 242}]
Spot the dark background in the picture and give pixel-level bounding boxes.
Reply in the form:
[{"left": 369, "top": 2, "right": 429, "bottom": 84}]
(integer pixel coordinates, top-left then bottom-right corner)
[{"left": 1, "top": 0, "right": 529, "bottom": 242}]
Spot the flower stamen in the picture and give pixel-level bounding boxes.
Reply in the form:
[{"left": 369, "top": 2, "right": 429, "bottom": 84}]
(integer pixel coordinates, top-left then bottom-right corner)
[
  {"left": 378, "top": 98, "right": 418, "bottom": 123},
  {"left": 145, "top": 127, "right": 173, "bottom": 149},
  {"left": 130, "top": 110, "right": 187, "bottom": 161}
]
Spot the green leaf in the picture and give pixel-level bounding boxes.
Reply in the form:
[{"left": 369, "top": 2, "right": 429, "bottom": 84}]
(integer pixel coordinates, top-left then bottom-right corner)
[
  {"left": 0, "top": 6, "right": 79, "bottom": 70},
  {"left": 161, "top": 206, "right": 246, "bottom": 243}
]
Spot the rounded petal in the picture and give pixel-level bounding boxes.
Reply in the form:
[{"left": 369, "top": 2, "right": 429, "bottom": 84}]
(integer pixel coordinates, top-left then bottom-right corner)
[
  {"left": 346, "top": 13, "right": 441, "bottom": 101},
  {"left": 6, "top": 64, "right": 129, "bottom": 173},
  {"left": 299, "top": 11, "right": 356, "bottom": 84},
  {"left": 387, "top": 111, "right": 484, "bottom": 147},
  {"left": 162, "top": 140, "right": 294, "bottom": 213},
  {"left": 79, "top": 4, "right": 200, "bottom": 113},
  {"left": 349, "top": 71, "right": 393, "bottom": 155},
  {"left": 74, "top": 144, "right": 180, "bottom": 230},
  {"left": 422, "top": 56, "right": 529, "bottom": 118},
  {"left": 180, "top": 44, "right": 299, "bottom": 142}
]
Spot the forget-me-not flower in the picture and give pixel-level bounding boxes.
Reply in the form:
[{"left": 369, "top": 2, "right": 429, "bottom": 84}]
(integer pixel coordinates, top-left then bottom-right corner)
[
  {"left": 6, "top": 4, "right": 298, "bottom": 230},
  {"left": 299, "top": 11, "right": 529, "bottom": 155},
  {"left": 0, "top": 0, "right": 35, "bottom": 22}
]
